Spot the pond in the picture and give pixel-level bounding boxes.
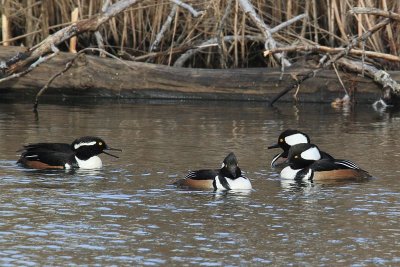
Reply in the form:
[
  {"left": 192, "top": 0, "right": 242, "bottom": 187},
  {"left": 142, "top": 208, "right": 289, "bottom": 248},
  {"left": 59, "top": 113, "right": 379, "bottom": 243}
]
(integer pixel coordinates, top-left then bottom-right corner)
[{"left": 0, "top": 100, "right": 399, "bottom": 266}]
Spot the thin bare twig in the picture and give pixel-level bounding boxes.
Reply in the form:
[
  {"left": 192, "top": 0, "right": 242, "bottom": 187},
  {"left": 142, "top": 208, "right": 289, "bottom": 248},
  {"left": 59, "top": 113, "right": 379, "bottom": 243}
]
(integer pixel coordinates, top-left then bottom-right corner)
[
  {"left": 238, "top": 0, "right": 292, "bottom": 67},
  {"left": 269, "top": 18, "right": 391, "bottom": 106},
  {"left": 264, "top": 44, "right": 400, "bottom": 62},
  {"left": 350, "top": 7, "right": 400, "bottom": 21},
  {"left": 0, "top": 45, "right": 60, "bottom": 84},
  {"left": 169, "top": 0, "right": 204, "bottom": 17}
]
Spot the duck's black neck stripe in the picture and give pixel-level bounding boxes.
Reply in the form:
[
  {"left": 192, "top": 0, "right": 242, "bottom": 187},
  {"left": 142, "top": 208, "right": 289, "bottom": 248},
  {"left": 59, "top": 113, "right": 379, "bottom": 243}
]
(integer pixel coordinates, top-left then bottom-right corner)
[
  {"left": 296, "top": 168, "right": 314, "bottom": 181},
  {"left": 214, "top": 176, "right": 231, "bottom": 190}
]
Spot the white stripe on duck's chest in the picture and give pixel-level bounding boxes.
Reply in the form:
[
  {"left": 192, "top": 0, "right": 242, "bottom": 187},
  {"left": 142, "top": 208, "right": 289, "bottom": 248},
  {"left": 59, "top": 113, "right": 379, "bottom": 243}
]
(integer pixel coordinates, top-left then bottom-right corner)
[
  {"left": 214, "top": 176, "right": 252, "bottom": 190},
  {"left": 75, "top": 156, "right": 103, "bottom": 169}
]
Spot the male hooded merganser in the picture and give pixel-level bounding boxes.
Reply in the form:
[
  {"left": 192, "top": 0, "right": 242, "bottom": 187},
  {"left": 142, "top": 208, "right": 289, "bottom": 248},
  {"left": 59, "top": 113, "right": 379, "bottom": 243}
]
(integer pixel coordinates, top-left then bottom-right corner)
[
  {"left": 268, "top": 129, "right": 333, "bottom": 167},
  {"left": 17, "top": 136, "right": 121, "bottom": 170},
  {"left": 280, "top": 143, "right": 370, "bottom": 181},
  {"left": 174, "top": 152, "right": 252, "bottom": 190}
]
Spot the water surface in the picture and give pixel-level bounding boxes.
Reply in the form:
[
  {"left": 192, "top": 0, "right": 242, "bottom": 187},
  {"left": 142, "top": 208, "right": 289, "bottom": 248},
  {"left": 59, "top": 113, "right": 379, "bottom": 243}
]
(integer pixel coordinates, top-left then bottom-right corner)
[{"left": 0, "top": 101, "right": 399, "bottom": 266}]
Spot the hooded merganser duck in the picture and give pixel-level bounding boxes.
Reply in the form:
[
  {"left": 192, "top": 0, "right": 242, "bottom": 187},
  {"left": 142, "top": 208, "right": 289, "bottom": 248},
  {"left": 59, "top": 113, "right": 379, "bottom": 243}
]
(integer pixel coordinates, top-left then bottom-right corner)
[
  {"left": 280, "top": 143, "right": 370, "bottom": 181},
  {"left": 174, "top": 152, "right": 252, "bottom": 190},
  {"left": 268, "top": 129, "right": 333, "bottom": 167},
  {"left": 17, "top": 136, "right": 121, "bottom": 170}
]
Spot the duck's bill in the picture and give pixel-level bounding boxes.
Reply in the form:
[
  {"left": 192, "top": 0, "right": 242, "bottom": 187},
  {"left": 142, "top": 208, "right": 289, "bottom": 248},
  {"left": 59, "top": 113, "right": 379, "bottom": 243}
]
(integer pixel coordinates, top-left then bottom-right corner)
[
  {"left": 103, "top": 147, "right": 122, "bottom": 158},
  {"left": 268, "top": 143, "right": 279, "bottom": 149}
]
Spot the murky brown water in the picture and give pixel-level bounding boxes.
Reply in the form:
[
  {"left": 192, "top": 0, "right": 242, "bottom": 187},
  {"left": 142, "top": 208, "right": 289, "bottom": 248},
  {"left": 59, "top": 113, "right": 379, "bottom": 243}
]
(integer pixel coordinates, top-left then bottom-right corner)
[{"left": 0, "top": 100, "right": 399, "bottom": 266}]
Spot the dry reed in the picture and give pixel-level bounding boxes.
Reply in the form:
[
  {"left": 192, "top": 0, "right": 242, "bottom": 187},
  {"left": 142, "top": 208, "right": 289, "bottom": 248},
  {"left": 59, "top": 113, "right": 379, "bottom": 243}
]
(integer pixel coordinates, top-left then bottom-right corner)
[{"left": 0, "top": 0, "right": 399, "bottom": 69}]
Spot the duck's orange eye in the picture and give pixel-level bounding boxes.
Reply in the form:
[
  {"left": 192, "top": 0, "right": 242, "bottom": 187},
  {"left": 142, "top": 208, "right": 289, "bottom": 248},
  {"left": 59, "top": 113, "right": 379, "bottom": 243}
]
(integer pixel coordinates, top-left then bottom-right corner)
[
  {"left": 279, "top": 138, "right": 283, "bottom": 143},
  {"left": 294, "top": 155, "right": 298, "bottom": 159},
  {"left": 98, "top": 142, "right": 103, "bottom": 146}
]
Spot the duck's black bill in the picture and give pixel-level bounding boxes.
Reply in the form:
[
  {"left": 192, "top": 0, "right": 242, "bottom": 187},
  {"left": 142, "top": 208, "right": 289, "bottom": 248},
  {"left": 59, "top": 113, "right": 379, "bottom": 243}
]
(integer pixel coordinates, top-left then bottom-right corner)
[
  {"left": 103, "top": 147, "right": 122, "bottom": 158},
  {"left": 268, "top": 144, "right": 279, "bottom": 149}
]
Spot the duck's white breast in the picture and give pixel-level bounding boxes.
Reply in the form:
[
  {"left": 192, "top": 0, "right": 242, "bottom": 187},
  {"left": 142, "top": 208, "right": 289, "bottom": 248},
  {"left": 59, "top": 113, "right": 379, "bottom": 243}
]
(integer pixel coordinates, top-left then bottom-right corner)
[
  {"left": 227, "top": 177, "right": 252, "bottom": 190},
  {"left": 280, "top": 166, "right": 301, "bottom": 179},
  {"left": 215, "top": 176, "right": 252, "bottom": 190},
  {"left": 75, "top": 156, "right": 103, "bottom": 169}
]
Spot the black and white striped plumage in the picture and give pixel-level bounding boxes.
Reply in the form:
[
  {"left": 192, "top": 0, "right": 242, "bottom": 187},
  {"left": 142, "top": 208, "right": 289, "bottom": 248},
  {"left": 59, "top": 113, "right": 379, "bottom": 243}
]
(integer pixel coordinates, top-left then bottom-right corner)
[
  {"left": 17, "top": 136, "right": 121, "bottom": 170},
  {"left": 175, "top": 152, "right": 252, "bottom": 190},
  {"left": 268, "top": 129, "right": 333, "bottom": 168},
  {"left": 280, "top": 143, "right": 369, "bottom": 181}
]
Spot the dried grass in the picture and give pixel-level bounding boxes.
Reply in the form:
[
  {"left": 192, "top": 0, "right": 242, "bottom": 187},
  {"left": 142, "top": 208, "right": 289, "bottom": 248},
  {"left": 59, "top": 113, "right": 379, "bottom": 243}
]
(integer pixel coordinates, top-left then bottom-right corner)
[{"left": 1, "top": 0, "right": 399, "bottom": 69}]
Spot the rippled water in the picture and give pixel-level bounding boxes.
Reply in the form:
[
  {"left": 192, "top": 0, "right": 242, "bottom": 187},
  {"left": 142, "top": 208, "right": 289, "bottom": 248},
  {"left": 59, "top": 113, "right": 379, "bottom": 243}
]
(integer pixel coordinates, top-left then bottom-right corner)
[{"left": 0, "top": 100, "right": 400, "bottom": 266}]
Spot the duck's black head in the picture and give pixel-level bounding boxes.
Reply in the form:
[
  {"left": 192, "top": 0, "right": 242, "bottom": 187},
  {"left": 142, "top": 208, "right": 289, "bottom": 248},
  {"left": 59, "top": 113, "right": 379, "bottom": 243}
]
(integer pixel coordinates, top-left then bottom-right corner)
[
  {"left": 221, "top": 152, "right": 241, "bottom": 178},
  {"left": 287, "top": 143, "right": 321, "bottom": 169},
  {"left": 268, "top": 129, "right": 310, "bottom": 153},
  {"left": 71, "top": 136, "right": 121, "bottom": 160}
]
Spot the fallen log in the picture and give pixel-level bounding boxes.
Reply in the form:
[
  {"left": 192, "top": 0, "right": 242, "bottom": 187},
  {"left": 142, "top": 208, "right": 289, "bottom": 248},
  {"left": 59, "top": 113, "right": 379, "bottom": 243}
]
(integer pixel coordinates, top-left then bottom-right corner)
[{"left": 0, "top": 46, "right": 394, "bottom": 103}]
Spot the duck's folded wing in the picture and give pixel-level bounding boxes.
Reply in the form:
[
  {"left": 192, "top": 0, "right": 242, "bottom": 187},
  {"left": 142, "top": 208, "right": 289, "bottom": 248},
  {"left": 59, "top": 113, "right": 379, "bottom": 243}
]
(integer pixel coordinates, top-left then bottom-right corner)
[
  {"left": 18, "top": 150, "right": 73, "bottom": 167},
  {"left": 19, "top": 143, "right": 71, "bottom": 153},
  {"left": 310, "top": 159, "right": 360, "bottom": 171},
  {"left": 185, "top": 169, "right": 219, "bottom": 180}
]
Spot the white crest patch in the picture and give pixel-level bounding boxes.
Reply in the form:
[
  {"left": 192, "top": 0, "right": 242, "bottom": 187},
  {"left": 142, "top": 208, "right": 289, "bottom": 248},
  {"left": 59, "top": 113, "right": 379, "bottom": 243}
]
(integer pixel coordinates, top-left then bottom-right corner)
[
  {"left": 74, "top": 141, "right": 97, "bottom": 150},
  {"left": 285, "top": 133, "right": 308, "bottom": 146},
  {"left": 75, "top": 156, "right": 103, "bottom": 169},
  {"left": 301, "top": 147, "right": 321, "bottom": 161}
]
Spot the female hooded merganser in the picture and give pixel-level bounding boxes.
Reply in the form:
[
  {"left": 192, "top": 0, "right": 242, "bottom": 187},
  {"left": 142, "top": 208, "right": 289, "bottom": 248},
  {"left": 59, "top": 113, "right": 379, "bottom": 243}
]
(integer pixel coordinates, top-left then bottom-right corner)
[
  {"left": 17, "top": 136, "right": 121, "bottom": 170},
  {"left": 175, "top": 152, "right": 252, "bottom": 190},
  {"left": 280, "top": 143, "right": 370, "bottom": 181},
  {"left": 268, "top": 129, "right": 333, "bottom": 167}
]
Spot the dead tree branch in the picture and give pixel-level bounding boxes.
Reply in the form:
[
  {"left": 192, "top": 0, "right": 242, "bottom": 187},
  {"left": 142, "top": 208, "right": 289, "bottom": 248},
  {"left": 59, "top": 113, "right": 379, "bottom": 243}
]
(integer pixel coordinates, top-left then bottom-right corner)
[
  {"left": 350, "top": 7, "right": 400, "bottom": 21},
  {"left": 238, "top": 0, "right": 295, "bottom": 67},
  {"left": 149, "top": 5, "right": 178, "bottom": 53},
  {"left": 175, "top": 13, "right": 307, "bottom": 67},
  {"left": 169, "top": 0, "right": 204, "bottom": 17},
  {"left": 338, "top": 58, "right": 400, "bottom": 94},
  {"left": 0, "top": 45, "right": 60, "bottom": 84},
  {"left": 0, "top": 0, "right": 144, "bottom": 79},
  {"left": 174, "top": 35, "right": 264, "bottom": 67},
  {"left": 34, "top": 47, "right": 134, "bottom": 111},
  {"left": 264, "top": 45, "right": 400, "bottom": 62},
  {"left": 269, "top": 18, "right": 391, "bottom": 106}
]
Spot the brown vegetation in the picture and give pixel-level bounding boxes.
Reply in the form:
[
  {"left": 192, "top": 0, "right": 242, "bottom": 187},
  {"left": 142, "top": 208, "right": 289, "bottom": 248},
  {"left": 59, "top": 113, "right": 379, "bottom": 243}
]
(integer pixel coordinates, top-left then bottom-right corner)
[{"left": 1, "top": 0, "right": 399, "bottom": 69}]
